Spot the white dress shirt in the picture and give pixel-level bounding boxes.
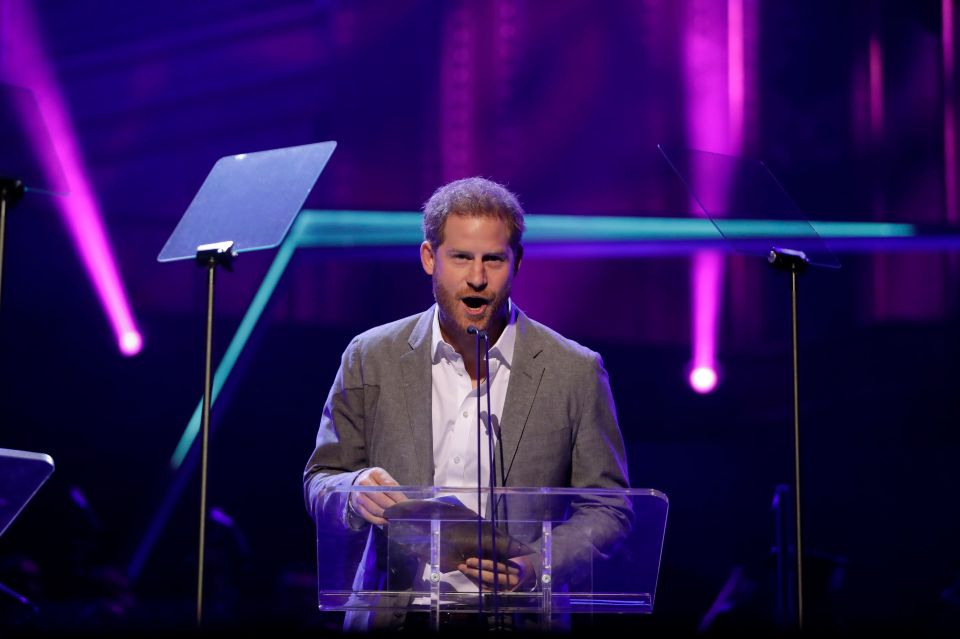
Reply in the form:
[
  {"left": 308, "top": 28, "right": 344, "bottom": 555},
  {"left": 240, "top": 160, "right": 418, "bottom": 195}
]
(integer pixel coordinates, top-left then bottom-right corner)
[{"left": 430, "top": 302, "right": 516, "bottom": 516}]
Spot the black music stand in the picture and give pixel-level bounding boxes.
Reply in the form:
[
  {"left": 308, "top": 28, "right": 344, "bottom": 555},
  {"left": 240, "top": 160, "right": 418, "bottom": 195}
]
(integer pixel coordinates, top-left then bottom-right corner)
[
  {"left": 158, "top": 140, "right": 336, "bottom": 625},
  {"left": 660, "top": 145, "right": 840, "bottom": 632}
]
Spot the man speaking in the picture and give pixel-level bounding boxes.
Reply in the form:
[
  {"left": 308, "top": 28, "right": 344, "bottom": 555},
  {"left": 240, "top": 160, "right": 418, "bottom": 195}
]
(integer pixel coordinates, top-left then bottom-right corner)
[{"left": 304, "top": 177, "right": 631, "bottom": 630}]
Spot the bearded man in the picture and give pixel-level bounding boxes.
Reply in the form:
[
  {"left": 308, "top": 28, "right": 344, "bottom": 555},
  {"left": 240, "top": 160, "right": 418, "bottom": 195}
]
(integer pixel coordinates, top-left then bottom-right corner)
[{"left": 304, "top": 177, "right": 631, "bottom": 630}]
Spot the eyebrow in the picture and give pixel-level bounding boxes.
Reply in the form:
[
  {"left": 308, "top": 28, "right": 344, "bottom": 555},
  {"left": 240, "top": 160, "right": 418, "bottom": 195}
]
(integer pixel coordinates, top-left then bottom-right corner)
[{"left": 446, "top": 249, "right": 508, "bottom": 259}]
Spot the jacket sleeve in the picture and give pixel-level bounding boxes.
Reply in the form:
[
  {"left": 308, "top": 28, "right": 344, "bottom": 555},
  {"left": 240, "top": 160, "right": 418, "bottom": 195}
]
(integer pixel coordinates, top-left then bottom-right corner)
[
  {"left": 545, "top": 352, "right": 633, "bottom": 585},
  {"left": 303, "top": 337, "right": 371, "bottom": 531}
]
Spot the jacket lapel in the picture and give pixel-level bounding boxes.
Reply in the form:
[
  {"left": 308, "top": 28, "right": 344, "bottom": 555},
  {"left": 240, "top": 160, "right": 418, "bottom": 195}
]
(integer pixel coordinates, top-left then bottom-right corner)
[
  {"left": 499, "top": 309, "right": 545, "bottom": 485},
  {"left": 400, "top": 307, "right": 435, "bottom": 485}
]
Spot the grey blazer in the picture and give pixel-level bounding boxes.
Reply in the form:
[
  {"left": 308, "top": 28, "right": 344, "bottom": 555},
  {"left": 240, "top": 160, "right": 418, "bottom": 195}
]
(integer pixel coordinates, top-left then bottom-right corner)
[{"left": 303, "top": 305, "right": 631, "bottom": 628}]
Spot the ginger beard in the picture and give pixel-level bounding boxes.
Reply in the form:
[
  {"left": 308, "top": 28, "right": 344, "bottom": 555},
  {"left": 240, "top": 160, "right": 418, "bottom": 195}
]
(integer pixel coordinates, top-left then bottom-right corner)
[{"left": 432, "top": 270, "right": 512, "bottom": 342}]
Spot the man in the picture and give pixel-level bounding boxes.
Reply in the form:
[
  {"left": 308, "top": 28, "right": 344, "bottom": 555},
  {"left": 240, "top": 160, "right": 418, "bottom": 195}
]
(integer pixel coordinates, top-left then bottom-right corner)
[{"left": 304, "top": 177, "right": 631, "bottom": 630}]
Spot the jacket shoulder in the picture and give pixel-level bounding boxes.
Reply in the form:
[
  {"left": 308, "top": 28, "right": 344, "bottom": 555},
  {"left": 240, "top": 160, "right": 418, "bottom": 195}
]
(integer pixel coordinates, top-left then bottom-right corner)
[
  {"left": 348, "top": 310, "right": 425, "bottom": 357},
  {"left": 521, "top": 313, "right": 601, "bottom": 365}
]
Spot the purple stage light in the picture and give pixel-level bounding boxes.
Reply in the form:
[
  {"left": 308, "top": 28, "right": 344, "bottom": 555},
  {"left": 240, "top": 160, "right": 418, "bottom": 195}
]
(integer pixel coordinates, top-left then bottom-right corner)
[
  {"left": 683, "top": 0, "right": 744, "bottom": 394},
  {"left": 5, "top": 1, "right": 142, "bottom": 356},
  {"left": 689, "top": 366, "right": 718, "bottom": 395},
  {"left": 120, "top": 330, "right": 144, "bottom": 356},
  {"left": 690, "top": 250, "right": 723, "bottom": 394},
  {"left": 943, "top": 0, "right": 957, "bottom": 223},
  {"left": 727, "top": 0, "right": 744, "bottom": 146},
  {"left": 869, "top": 33, "right": 884, "bottom": 140}
]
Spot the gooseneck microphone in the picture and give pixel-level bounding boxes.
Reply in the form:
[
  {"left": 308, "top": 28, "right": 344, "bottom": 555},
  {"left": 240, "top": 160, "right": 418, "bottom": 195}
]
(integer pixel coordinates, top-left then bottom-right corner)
[{"left": 466, "top": 325, "right": 499, "bottom": 622}]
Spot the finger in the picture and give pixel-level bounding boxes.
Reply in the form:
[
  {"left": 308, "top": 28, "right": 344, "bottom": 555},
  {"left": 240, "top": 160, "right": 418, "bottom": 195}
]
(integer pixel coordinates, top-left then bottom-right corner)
[
  {"left": 381, "top": 489, "right": 406, "bottom": 505},
  {"left": 459, "top": 562, "right": 521, "bottom": 583},
  {"left": 364, "top": 469, "right": 406, "bottom": 505},
  {"left": 463, "top": 558, "right": 520, "bottom": 575},
  {"left": 358, "top": 468, "right": 395, "bottom": 487},
  {"left": 479, "top": 559, "right": 520, "bottom": 574},
  {"left": 486, "top": 570, "right": 520, "bottom": 587},
  {"left": 459, "top": 566, "right": 520, "bottom": 588},
  {"left": 387, "top": 490, "right": 408, "bottom": 503},
  {"left": 355, "top": 500, "right": 387, "bottom": 526},
  {"left": 370, "top": 468, "right": 399, "bottom": 486},
  {"left": 357, "top": 494, "right": 388, "bottom": 518},
  {"left": 358, "top": 487, "right": 398, "bottom": 511}
]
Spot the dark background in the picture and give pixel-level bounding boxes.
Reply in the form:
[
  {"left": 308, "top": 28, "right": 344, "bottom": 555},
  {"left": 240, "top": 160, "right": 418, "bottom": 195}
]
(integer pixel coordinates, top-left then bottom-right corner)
[{"left": 1, "top": 0, "right": 959, "bottom": 635}]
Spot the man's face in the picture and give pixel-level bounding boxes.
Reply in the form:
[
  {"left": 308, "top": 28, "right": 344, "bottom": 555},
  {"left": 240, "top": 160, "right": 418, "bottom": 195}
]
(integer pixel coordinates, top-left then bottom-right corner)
[{"left": 420, "top": 213, "right": 520, "bottom": 342}]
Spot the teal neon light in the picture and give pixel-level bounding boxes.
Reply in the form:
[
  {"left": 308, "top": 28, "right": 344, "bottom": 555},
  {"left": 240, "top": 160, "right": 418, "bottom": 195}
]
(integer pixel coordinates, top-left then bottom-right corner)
[
  {"left": 170, "top": 211, "right": 917, "bottom": 468},
  {"left": 169, "top": 218, "right": 306, "bottom": 468},
  {"left": 292, "top": 211, "right": 915, "bottom": 245}
]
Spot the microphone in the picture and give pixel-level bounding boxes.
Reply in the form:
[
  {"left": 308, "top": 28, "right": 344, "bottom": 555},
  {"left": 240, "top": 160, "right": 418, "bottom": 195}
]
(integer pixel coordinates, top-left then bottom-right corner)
[{"left": 466, "top": 325, "right": 488, "bottom": 340}]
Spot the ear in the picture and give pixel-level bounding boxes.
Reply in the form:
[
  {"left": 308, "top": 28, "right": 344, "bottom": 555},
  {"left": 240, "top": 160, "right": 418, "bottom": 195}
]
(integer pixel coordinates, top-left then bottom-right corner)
[
  {"left": 513, "top": 244, "right": 523, "bottom": 275},
  {"left": 420, "top": 241, "right": 436, "bottom": 275}
]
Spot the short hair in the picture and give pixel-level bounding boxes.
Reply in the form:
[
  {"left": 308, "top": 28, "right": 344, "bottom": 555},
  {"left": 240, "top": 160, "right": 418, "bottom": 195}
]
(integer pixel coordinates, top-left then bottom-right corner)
[{"left": 422, "top": 177, "right": 525, "bottom": 251}]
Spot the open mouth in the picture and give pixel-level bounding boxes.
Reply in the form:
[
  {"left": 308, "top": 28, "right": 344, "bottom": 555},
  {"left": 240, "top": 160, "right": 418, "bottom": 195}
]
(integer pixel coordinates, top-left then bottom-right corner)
[{"left": 461, "top": 296, "right": 490, "bottom": 313}]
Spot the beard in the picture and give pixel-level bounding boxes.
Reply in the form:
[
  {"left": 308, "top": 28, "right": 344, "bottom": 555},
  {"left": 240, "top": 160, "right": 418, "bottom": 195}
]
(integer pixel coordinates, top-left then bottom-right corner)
[{"left": 432, "top": 275, "right": 511, "bottom": 342}]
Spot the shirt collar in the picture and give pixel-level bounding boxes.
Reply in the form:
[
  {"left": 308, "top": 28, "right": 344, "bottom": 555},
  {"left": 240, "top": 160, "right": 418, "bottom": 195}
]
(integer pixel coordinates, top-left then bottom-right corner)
[{"left": 431, "top": 300, "right": 517, "bottom": 368}]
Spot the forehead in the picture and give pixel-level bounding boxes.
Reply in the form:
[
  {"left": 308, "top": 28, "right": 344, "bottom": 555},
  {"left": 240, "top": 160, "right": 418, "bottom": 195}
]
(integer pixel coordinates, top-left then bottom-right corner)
[{"left": 440, "top": 213, "right": 512, "bottom": 248}]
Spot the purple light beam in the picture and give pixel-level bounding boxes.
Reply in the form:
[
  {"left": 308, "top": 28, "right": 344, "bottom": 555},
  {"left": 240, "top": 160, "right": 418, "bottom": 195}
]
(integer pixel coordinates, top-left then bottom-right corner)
[
  {"left": 4, "top": 1, "right": 142, "bottom": 355},
  {"left": 682, "top": 0, "right": 747, "bottom": 393},
  {"left": 944, "top": 0, "right": 957, "bottom": 224}
]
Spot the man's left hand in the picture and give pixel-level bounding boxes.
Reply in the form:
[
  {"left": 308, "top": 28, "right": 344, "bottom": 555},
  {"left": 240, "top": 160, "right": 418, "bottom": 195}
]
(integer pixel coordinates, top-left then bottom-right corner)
[{"left": 457, "top": 555, "right": 536, "bottom": 591}]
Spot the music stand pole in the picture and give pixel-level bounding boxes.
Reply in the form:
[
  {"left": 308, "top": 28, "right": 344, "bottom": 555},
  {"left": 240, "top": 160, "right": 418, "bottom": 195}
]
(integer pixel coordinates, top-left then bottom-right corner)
[
  {"left": 768, "top": 247, "right": 808, "bottom": 630},
  {"left": 0, "top": 178, "right": 26, "bottom": 313},
  {"left": 194, "top": 240, "right": 236, "bottom": 627}
]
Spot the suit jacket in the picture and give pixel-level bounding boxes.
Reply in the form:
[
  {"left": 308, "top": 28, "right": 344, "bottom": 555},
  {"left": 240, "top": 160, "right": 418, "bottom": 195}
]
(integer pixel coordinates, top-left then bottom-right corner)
[{"left": 303, "top": 305, "right": 631, "bottom": 629}]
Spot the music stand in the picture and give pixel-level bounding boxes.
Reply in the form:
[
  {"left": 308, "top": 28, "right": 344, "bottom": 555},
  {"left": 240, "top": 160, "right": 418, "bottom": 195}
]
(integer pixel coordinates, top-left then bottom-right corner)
[
  {"left": 659, "top": 145, "right": 840, "bottom": 632},
  {"left": 158, "top": 140, "right": 336, "bottom": 625},
  {"left": 0, "top": 83, "right": 69, "bottom": 313},
  {"left": 0, "top": 448, "right": 55, "bottom": 611},
  {"left": 0, "top": 448, "right": 54, "bottom": 539}
]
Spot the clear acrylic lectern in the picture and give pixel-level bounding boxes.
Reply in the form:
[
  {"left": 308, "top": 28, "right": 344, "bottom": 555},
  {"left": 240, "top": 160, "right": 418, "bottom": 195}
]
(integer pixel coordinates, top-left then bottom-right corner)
[{"left": 314, "top": 486, "right": 667, "bottom": 631}]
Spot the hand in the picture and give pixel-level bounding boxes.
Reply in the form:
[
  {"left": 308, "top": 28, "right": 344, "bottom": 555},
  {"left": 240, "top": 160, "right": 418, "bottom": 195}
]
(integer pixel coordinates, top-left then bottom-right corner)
[
  {"left": 458, "top": 554, "right": 536, "bottom": 592},
  {"left": 350, "top": 467, "right": 407, "bottom": 526}
]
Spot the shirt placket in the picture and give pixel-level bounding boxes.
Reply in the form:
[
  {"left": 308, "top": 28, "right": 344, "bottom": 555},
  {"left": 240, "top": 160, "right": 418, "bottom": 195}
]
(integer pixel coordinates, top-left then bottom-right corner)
[{"left": 452, "top": 355, "right": 474, "bottom": 486}]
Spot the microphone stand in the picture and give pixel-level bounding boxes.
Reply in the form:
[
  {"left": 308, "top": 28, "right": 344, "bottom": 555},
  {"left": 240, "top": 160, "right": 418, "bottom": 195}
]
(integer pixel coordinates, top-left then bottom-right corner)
[
  {"left": 483, "top": 331, "right": 500, "bottom": 626},
  {"left": 469, "top": 326, "right": 485, "bottom": 624},
  {"left": 468, "top": 326, "right": 499, "bottom": 626}
]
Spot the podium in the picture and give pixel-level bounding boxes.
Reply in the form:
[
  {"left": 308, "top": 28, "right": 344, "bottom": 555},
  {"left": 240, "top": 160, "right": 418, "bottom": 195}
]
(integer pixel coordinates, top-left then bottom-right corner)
[{"left": 313, "top": 486, "right": 667, "bottom": 631}]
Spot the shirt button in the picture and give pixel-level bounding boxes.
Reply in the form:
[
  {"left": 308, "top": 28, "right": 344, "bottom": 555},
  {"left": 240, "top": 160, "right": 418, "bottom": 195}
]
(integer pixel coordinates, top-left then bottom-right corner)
[
  {"left": 462, "top": 411, "right": 468, "bottom": 418},
  {"left": 453, "top": 456, "right": 461, "bottom": 464}
]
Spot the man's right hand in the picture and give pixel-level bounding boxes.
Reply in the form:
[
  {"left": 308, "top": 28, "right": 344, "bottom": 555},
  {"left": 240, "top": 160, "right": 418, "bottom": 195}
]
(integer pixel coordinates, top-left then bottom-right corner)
[{"left": 350, "top": 467, "right": 407, "bottom": 526}]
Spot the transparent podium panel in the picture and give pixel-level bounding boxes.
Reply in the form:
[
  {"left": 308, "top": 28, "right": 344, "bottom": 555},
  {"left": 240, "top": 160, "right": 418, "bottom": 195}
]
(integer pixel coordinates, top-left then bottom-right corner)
[{"left": 313, "top": 486, "right": 667, "bottom": 627}]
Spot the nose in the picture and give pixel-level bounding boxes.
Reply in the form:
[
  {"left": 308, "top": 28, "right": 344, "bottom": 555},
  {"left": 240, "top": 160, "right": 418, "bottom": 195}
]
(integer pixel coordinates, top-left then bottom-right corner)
[{"left": 466, "top": 258, "right": 487, "bottom": 290}]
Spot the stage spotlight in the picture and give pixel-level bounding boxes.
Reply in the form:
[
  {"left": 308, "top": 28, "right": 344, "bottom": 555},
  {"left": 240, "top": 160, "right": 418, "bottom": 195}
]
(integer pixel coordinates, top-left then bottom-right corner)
[
  {"left": 120, "top": 331, "right": 143, "bottom": 356},
  {"left": 689, "top": 366, "right": 718, "bottom": 394}
]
